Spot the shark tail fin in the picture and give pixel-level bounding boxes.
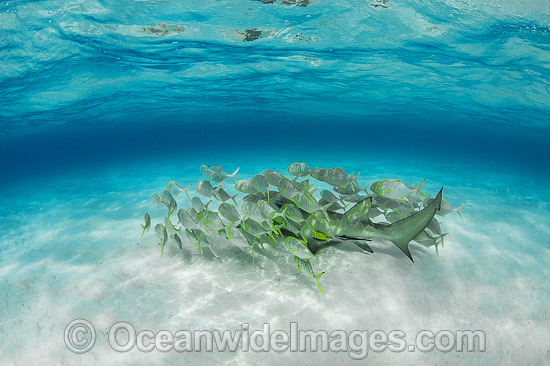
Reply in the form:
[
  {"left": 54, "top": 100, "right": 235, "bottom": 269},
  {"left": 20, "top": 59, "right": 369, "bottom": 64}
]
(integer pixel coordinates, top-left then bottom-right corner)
[{"left": 382, "top": 188, "right": 443, "bottom": 262}]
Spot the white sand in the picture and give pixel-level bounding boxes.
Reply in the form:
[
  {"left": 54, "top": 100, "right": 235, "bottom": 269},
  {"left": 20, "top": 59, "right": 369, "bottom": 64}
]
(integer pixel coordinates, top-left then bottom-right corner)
[{"left": 0, "top": 157, "right": 548, "bottom": 365}]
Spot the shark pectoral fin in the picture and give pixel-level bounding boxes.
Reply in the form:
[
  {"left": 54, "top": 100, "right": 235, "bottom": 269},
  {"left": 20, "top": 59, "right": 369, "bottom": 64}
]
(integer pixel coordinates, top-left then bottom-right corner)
[
  {"left": 382, "top": 188, "right": 443, "bottom": 262},
  {"left": 335, "top": 235, "right": 365, "bottom": 241},
  {"left": 352, "top": 241, "right": 374, "bottom": 253}
]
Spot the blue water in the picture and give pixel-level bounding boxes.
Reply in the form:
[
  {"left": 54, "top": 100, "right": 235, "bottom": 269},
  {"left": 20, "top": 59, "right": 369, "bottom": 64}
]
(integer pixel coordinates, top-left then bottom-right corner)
[{"left": 1, "top": 0, "right": 549, "bottom": 365}]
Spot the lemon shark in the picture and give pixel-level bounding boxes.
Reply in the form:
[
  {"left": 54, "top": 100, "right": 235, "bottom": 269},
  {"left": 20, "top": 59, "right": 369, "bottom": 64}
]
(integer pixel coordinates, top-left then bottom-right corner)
[{"left": 275, "top": 188, "right": 444, "bottom": 262}]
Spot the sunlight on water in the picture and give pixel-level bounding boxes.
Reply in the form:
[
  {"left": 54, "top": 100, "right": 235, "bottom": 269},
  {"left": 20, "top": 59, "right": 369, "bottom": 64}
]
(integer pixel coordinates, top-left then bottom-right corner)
[{"left": 1, "top": 0, "right": 549, "bottom": 138}]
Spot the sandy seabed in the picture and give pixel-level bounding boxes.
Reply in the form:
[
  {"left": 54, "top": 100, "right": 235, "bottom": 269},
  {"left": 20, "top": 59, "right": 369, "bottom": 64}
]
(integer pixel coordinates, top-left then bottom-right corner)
[{"left": 0, "top": 155, "right": 548, "bottom": 365}]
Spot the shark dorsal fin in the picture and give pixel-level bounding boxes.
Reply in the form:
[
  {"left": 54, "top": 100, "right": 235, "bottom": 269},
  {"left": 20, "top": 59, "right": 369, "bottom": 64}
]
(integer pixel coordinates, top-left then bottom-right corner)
[{"left": 344, "top": 197, "right": 372, "bottom": 222}]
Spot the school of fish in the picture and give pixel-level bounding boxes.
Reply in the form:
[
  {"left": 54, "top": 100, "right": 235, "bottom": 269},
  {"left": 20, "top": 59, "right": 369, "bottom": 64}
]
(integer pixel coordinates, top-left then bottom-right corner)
[{"left": 141, "top": 163, "right": 465, "bottom": 293}]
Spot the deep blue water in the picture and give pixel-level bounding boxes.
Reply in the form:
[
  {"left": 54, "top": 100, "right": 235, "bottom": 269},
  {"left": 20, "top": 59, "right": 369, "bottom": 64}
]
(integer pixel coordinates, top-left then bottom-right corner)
[{"left": 1, "top": 0, "right": 549, "bottom": 365}]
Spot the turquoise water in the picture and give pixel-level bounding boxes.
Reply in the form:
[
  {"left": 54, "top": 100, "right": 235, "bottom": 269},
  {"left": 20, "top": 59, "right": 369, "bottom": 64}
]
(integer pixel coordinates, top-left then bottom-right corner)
[{"left": 1, "top": 0, "right": 549, "bottom": 365}]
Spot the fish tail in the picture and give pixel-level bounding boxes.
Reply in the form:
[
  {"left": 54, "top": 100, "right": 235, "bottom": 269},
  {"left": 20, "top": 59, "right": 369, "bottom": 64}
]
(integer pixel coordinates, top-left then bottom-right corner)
[
  {"left": 352, "top": 172, "right": 360, "bottom": 191},
  {"left": 226, "top": 223, "right": 233, "bottom": 242},
  {"left": 415, "top": 179, "right": 427, "bottom": 197},
  {"left": 230, "top": 167, "right": 240, "bottom": 182},
  {"left": 455, "top": 203, "right": 466, "bottom": 220},
  {"left": 439, "top": 233, "right": 448, "bottom": 248},
  {"left": 314, "top": 272, "right": 324, "bottom": 294},
  {"left": 209, "top": 245, "right": 219, "bottom": 257},
  {"left": 183, "top": 184, "right": 191, "bottom": 199}
]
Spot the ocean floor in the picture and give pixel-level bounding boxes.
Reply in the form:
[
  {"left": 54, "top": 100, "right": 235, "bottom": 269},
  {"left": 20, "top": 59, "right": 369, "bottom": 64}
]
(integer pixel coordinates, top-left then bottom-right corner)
[{"left": 0, "top": 154, "right": 549, "bottom": 365}]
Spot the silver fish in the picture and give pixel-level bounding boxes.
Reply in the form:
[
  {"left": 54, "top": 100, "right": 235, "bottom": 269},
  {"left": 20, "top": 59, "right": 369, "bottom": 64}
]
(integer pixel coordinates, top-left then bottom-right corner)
[
  {"left": 218, "top": 226, "right": 250, "bottom": 248},
  {"left": 292, "top": 192, "right": 329, "bottom": 219},
  {"left": 257, "top": 200, "right": 278, "bottom": 219},
  {"left": 284, "top": 236, "right": 313, "bottom": 259},
  {"left": 252, "top": 174, "right": 269, "bottom": 194},
  {"left": 262, "top": 169, "right": 284, "bottom": 186},
  {"left": 160, "top": 190, "right": 177, "bottom": 216},
  {"left": 200, "top": 164, "right": 217, "bottom": 179},
  {"left": 186, "top": 228, "right": 213, "bottom": 255},
  {"left": 320, "top": 199, "right": 345, "bottom": 212},
  {"left": 294, "top": 256, "right": 324, "bottom": 293},
  {"left": 166, "top": 181, "right": 189, "bottom": 198},
  {"left": 155, "top": 223, "right": 168, "bottom": 257},
  {"left": 213, "top": 186, "right": 238, "bottom": 204},
  {"left": 339, "top": 192, "right": 367, "bottom": 203},
  {"left": 324, "top": 167, "right": 351, "bottom": 187},
  {"left": 218, "top": 203, "right": 241, "bottom": 222},
  {"left": 151, "top": 193, "right": 161, "bottom": 208},
  {"left": 170, "top": 232, "right": 183, "bottom": 252},
  {"left": 425, "top": 198, "right": 465, "bottom": 220},
  {"left": 197, "top": 210, "right": 225, "bottom": 231},
  {"left": 164, "top": 217, "right": 179, "bottom": 236},
  {"left": 370, "top": 179, "right": 425, "bottom": 200},
  {"left": 281, "top": 203, "right": 305, "bottom": 223},
  {"left": 191, "top": 196, "right": 210, "bottom": 212},
  {"left": 187, "top": 208, "right": 198, "bottom": 222},
  {"left": 141, "top": 213, "right": 151, "bottom": 238},
  {"left": 196, "top": 180, "right": 215, "bottom": 198},
  {"left": 320, "top": 190, "right": 339, "bottom": 203},
  {"left": 242, "top": 217, "right": 269, "bottom": 236},
  {"left": 385, "top": 211, "right": 402, "bottom": 223},
  {"left": 154, "top": 223, "right": 165, "bottom": 241},
  {"left": 290, "top": 178, "right": 312, "bottom": 192},
  {"left": 333, "top": 180, "right": 362, "bottom": 195},
  {"left": 414, "top": 229, "right": 437, "bottom": 247},
  {"left": 178, "top": 208, "right": 198, "bottom": 230},
  {"left": 309, "top": 168, "right": 329, "bottom": 181},
  {"left": 235, "top": 179, "right": 259, "bottom": 195},
  {"left": 209, "top": 166, "right": 240, "bottom": 184},
  {"left": 241, "top": 201, "right": 266, "bottom": 222},
  {"left": 288, "top": 163, "right": 311, "bottom": 177},
  {"left": 277, "top": 178, "right": 300, "bottom": 199},
  {"left": 427, "top": 217, "right": 443, "bottom": 236}
]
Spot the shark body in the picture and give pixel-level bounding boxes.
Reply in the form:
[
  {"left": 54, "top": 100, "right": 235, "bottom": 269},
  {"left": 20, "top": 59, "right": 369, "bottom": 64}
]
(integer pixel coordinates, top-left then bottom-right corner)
[{"left": 263, "top": 187, "right": 443, "bottom": 262}]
